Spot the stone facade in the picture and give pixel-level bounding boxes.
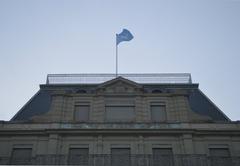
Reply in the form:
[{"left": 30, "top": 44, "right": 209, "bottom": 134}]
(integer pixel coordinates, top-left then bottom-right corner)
[{"left": 0, "top": 75, "right": 240, "bottom": 165}]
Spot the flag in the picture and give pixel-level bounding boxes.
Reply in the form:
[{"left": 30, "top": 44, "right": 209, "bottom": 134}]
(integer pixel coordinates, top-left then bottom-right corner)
[{"left": 116, "top": 29, "right": 134, "bottom": 45}]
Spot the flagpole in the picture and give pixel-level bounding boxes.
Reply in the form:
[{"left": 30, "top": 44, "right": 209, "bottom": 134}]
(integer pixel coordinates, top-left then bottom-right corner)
[
  {"left": 116, "top": 34, "right": 118, "bottom": 78},
  {"left": 115, "top": 29, "right": 133, "bottom": 78}
]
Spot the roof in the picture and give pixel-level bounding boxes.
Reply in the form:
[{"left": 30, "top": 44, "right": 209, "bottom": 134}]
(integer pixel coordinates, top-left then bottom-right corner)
[
  {"left": 11, "top": 74, "right": 230, "bottom": 122},
  {"left": 11, "top": 90, "right": 51, "bottom": 121}
]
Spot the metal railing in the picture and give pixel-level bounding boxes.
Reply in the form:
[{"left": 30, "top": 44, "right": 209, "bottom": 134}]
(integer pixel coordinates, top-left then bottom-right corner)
[
  {"left": 46, "top": 73, "right": 192, "bottom": 84},
  {"left": 1, "top": 154, "right": 239, "bottom": 166}
]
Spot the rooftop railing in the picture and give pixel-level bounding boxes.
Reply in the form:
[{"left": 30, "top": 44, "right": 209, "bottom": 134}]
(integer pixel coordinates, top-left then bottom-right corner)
[{"left": 46, "top": 73, "right": 192, "bottom": 85}]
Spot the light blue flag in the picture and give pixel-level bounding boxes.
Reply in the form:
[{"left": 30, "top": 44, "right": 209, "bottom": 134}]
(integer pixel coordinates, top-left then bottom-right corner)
[{"left": 116, "top": 29, "right": 134, "bottom": 45}]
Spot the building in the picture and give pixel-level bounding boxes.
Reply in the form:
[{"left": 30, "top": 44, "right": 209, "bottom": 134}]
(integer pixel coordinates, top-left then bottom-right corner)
[{"left": 0, "top": 73, "right": 240, "bottom": 166}]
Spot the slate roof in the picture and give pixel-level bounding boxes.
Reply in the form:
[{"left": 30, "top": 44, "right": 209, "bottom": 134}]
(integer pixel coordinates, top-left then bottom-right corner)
[{"left": 11, "top": 90, "right": 51, "bottom": 121}]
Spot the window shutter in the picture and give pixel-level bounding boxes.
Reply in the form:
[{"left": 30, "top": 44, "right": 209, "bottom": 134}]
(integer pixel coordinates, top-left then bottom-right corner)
[
  {"left": 74, "top": 105, "right": 89, "bottom": 121},
  {"left": 11, "top": 148, "right": 32, "bottom": 164},
  {"left": 152, "top": 148, "right": 173, "bottom": 166},
  {"left": 111, "top": 148, "right": 130, "bottom": 166},
  {"left": 209, "top": 148, "right": 231, "bottom": 166},
  {"left": 209, "top": 148, "right": 230, "bottom": 157},
  {"left": 68, "top": 148, "right": 89, "bottom": 165},
  {"left": 106, "top": 106, "right": 135, "bottom": 122},
  {"left": 153, "top": 148, "right": 173, "bottom": 155},
  {"left": 151, "top": 105, "right": 166, "bottom": 122}
]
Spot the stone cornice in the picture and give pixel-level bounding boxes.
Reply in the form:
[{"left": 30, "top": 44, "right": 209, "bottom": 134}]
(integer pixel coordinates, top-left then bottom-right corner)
[{"left": 1, "top": 122, "right": 240, "bottom": 136}]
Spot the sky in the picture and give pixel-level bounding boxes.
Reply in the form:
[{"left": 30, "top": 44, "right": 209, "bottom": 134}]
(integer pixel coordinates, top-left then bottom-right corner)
[{"left": 0, "top": 0, "right": 240, "bottom": 121}]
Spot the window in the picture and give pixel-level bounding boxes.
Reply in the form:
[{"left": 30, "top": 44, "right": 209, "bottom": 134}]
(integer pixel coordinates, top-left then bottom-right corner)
[
  {"left": 106, "top": 106, "right": 135, "bottom": 122},
  {"left": 11, "top": 148, "right": 32, "bottom": 165},
  {"left": 151, "top": 103, "right": 166, "bottom": 122},
  {"left": 152, "top": 148, "right": 173, "bottom": 166},
  {"left": 209, "top": 148, "right": 231, "bottom": 166},
  {"left": 74, "top": 104, "right": 89, "bottom": 122},
  {"left": 68, "top": 148, "right": 89, "bottom": 165},
  {"left": 111, "top": 148, "right": 130, "bottom": 166}
]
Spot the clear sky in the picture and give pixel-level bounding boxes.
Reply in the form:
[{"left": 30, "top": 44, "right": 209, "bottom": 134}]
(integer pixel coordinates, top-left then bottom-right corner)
[{"left": 0, "top": 0, "right": 239, "bottom": 121}]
